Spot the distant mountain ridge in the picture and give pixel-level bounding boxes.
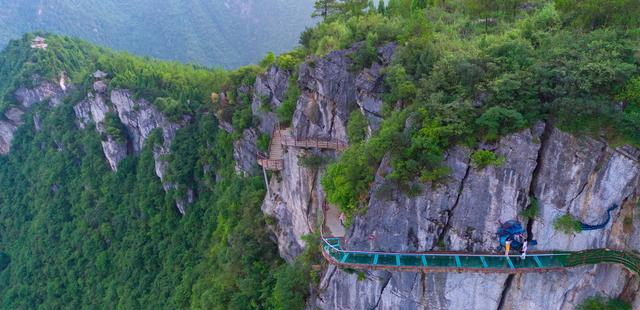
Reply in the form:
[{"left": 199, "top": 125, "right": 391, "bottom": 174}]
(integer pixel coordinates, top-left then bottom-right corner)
[{"left": 0, "top": 0, "right": 315, "bottom": 68}]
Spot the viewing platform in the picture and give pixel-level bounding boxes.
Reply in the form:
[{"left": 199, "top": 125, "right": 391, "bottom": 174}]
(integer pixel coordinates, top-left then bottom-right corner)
[
  {"left": 257, "top": 127, "right": 348, "bottom": 171},
  {"left": 320, "top": 237, "right": 640, "bottom": 275}
]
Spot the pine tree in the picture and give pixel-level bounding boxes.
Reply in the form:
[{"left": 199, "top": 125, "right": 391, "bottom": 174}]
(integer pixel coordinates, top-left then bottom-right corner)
[
  {"left": 377, "top": 0, "right": 386, "bottom": 15},
  {"left": 339, "top": 0, "right": 369, "bottom": 16},
  {"left": 367, "top": 0, "right": 376, "bottom": 13},
  {"left": 312, "top": 0, "right": 339, "bottom": 20},
  {"left": 411, "top": 0, "right": 428, "bottom": 10}
]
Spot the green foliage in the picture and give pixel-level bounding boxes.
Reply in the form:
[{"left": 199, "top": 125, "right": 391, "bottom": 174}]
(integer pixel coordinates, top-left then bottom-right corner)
[
  {"left": 377, "top": 0, "right": 386, "bottom": 15},
  {"left": 315, "top": 0, "right": 640, "bottom": 211},
  {"left": 258, "top": 133, "right": 271, "bottom": 152},
  {"left": 383, "top": 65, "right": 416, "bottom": 104},
  {"left": 0, "top": 34, "right": 104, "bottom": 112},
  {"left": 0, "top": 39, "right": 291, "bottom": 309},
  {"left": 555, "top": 0, "right": 640, "bottom": 30},
  {"left": 298, "top": 153, "right": 330, "bottom": 168},
  {"left": 154, "top": 97, "right": 190, "bottom": 122},
  {"left": 521, "top": 198, "right": 540, "bottom": 220},
  {"left": 476, "top": 107, "right": 526, "bottom": 141},
  {"left": 619, "top": 77, "right": 640, "bottom": 106},
  {"left": 231, "top": 105, "right": 254, "bottom": 133},
  {"left": 554, "top": 214, "right": 584, "bottom": 234},
  {"left": 470, "top": 150, "right": 505, "bottom": 169},
  {"left": 103, "top": 112, "right": 127, "bottom": 142},
  {"left": 277, "top": 54, "right": 298, "bottom": 71},
  {"left": 269, "top": 262, "right": 309, "bottom": 310},
  {"left": 577, "top": 296, "right": 631, "bottom": 310},
  {"left": 270, "top": 233, "right": 321, "bottom": 310},
  {"left": 260, "top": 52, "right": 277, "bottom": 68},
  {"left": 321, "top": 143, "right": 375, "bottom": 219},
  {"left": 277, "top": 78, "right": 301, "bottom": 124},
  {"left": 347, "top": 110, "right": 368, "bottom": 143},
  {"left": 0, "top": 252, "right": 9, "bottom": 272},
  {"left": 313, "top": 0, "right": 340, "bottom": 20},
  {"left": 350, "top": 32, "right": 379, "bottom": 71}
]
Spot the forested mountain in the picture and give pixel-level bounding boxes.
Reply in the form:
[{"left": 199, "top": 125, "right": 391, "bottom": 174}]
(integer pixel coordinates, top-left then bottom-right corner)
[
  {"left": 0, "top": 0, "right": 640, "bottom": 309},
  {"left": 0, "top": 0, "right": 315, "bottom": 68}
]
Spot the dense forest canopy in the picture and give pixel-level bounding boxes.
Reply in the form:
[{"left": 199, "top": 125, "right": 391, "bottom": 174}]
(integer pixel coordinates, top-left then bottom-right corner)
[
  {"left": 0, "top": 0, "right": 315, "bottom": 68},
  {"left": 0, "top": 0, "right": 639, "bottom": 309},
  {"left": 0, "top": 34, "right": 318, "bottom": 309}
]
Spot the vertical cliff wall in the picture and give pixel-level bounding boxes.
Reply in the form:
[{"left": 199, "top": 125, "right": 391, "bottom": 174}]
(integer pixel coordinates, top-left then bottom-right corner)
[{"left": 240, "top": 45, "right": 640, "bottom": 309}]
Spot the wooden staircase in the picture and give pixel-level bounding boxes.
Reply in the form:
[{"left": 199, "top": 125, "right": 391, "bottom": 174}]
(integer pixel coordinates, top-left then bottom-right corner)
[{"left": 257, "top": 127, "right": 348, "bottom": 171}]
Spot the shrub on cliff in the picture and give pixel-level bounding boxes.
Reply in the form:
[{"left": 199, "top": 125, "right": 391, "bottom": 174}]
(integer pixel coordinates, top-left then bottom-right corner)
[
  {"left": 470, "top": 150, "right": 505, "bottom": 169},
  {"left": 553, "top": 214, "right": 583, "bottom": 234},
  {"left": 577, "top": 296, "right": 631, "bottom": 310}
]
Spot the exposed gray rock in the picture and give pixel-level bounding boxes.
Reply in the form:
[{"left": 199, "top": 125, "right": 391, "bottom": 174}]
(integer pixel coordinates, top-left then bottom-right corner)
[
  {"left": 252, "top": 66, "right": 290, "bottom": 134},
  {"left": 74, "top": 92, "right": 127, "bottom": 171},
  {"left": 447, "top": 124, "right": 543, "bottom": 252},
  {"left": 15, "top": 80, "right": 67, "bottom": 108},
  {"left": 531, "top": 127, "right": 639, "bottom": 251},
  {"left": 355, "top": 63, "right": 385, "bottom": 135},
  {"left": 262, "top": 146, "right": 321, "bottom": 261},
  {"left": 93, "top": 80, "right": 108, "bottom": 94},
  {"left": 312, "top": 124, "right": 640, "bottom": 310},
  {"left": 293, "top": 47, "right": 359, "bottom": 142},
  {"left": 378, "top": 42, "right": 397, "bottom": 65},
  {"left": 4, "top": 108, "right": 24, "bottom": 124},
  {"left": 74, "top": 88, "right": 190, "bottom": 213},
  {"left": 101, "top": 136, "right": 128, "bottom": 171},
  {"left": 253, "top": 43, "right": 640, "bottom": 309},
  {"left": 233, "top": 128, "right": 260, "bottom": 176},
  {"left": 0, "top": 122, "right": 17, "bottom": 154},
  {"left": 175, "top": 188, "right": 195, "bottom": 215},
  {"left": 353, "top": 43, "right": 396, "bottom": 136},
  {"left": 0, "top": 80, "right": 68, "bottom": 154},
  {"left": 32, "top": 113, "right": 41, "bottom": 131}
]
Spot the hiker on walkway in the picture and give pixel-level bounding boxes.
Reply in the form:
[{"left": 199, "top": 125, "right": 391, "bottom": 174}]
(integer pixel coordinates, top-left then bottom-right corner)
[
  {"left": 505, "top": 240, "right": 511, "bottom": 256},
  {"left": 338, "top": 213, "right": 345, "bottom": 226},
  {"left": 520, "top": 240, "right": 528, "bottom": 259}
]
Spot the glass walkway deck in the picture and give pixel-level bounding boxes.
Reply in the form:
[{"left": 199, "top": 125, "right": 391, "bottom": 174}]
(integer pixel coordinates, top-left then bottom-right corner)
[{"left": 321, "top": 238, "right": 640, "bottom": 274}]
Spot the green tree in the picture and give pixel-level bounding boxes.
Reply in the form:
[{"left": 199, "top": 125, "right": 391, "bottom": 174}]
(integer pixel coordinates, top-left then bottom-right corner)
[
  {"left": 339, "top": 0, "right": 369, "bottom": 16},
  {"left": 411, "top": 0, "right": 428, "bottom": 11},
  {"left": 347, "top": 110, "right": 368, "bottom": 143},
  {"left": 475, "top": 107, "right": 526, "bottom": 141},
  {"left": 553, "top": 214, "right": 583, "bottom": 234},
  {"left": 313, "top": 0, "right": 339, "bottom": 20},
  {"left": 577, "top": 296, "right": 631, "bottom": 310},
  {"left": 377, "top": 0, "right": 386, "bottom": 15},
  {"left": 260, "top": 51, "right": 276, "bottom": 67},
  {"left": 555, "top": 0, "right": 640, "bottom": 30}
]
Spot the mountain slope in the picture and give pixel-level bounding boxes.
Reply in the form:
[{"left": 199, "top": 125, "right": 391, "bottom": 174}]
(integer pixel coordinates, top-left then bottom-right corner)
[
  {"left": 0, "top": 35, "right": 311, "bottom": 310},
  {"left": 0, "top": 0, "right": 315, "bottom": 68}
]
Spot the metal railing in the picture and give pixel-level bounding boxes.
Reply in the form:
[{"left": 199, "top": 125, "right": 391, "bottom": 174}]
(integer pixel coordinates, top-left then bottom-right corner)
[
  {"left": 320, "top": 236, "right": 573, "bottom": 273},
  {"left": 256, "top": 126, "right": 348, "bottom": 171}
]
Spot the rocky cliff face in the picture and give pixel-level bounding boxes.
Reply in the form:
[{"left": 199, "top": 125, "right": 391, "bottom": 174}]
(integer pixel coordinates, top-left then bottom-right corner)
[
  {"left": 311, "top": 123, "right": 640, "bottom": 310},
  {"left": 0, "top": 80, "right": 68, "bottom": 154},
  {"left": 259, "top": 44, "right": 395, "bottom": 260},
  {"left": 236, "top": 44, "right": 640, "bottom": 309},
  {"left": 74, "top": 80, "right": 189, "bottom": 214},
  {"left": 252, "top": 65, "right": 290, "bottom": 135}
]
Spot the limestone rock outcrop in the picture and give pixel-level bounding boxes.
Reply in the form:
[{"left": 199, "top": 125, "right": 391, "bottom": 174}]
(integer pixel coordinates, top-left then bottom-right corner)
[
  {"left": 252, "top": 66, "right": 290, "bottom": 135},
  {"left": 0, "top": 80, "right": 68, "bottom": 154},
  {"left": 74, "top": 81, "right": 189, "bottom": 214},
  {"left": 311, "top": 123, "right": 640, "bottom": 310}
]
